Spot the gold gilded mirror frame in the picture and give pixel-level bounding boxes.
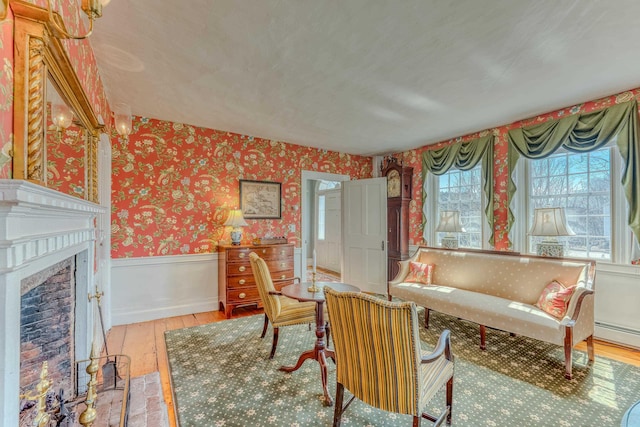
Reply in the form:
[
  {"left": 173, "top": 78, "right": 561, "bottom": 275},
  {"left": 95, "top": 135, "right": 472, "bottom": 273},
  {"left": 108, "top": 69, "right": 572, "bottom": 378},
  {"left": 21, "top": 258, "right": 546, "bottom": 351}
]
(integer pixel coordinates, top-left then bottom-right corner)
[{"left": 11, "top": 0, "right": 103, "bottom": 202}]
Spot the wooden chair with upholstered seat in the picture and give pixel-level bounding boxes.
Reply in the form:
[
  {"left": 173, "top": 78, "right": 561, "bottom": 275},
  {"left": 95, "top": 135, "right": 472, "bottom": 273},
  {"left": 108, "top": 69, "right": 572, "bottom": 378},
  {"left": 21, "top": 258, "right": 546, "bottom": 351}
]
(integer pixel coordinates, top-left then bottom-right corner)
[
  {"left": 249, "top": 252, "right": 318, "bottom": 359},
  {"left": 324, "top": 286, "right": 455, "bottom": 426}
]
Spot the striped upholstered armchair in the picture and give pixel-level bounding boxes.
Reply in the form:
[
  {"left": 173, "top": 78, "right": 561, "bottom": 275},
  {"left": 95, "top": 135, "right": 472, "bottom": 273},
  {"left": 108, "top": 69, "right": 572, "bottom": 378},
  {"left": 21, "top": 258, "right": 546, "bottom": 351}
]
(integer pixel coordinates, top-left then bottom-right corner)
[
  {"left": 324, "top": 287, "right": 454, "bottom": 426},
  {"left": 249, "top": 252, "right": 317, "bottom": 359}
]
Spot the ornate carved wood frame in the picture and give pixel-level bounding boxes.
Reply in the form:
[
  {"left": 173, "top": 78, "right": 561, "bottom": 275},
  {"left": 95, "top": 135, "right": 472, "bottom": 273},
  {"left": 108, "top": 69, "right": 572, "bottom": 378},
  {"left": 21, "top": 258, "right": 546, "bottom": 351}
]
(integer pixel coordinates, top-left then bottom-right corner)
[{"left": 11, "top": 0, "right": 103, "bottom": 202}]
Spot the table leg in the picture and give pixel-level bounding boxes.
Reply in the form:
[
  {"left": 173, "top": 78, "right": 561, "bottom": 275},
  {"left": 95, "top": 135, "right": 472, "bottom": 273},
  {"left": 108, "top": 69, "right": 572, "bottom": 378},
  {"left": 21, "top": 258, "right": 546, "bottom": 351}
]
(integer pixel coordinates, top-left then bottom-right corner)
[
  {"left": 279, "top": 299, "right": 334, "bottom": 406},
  {"left": 319, "top": 350, "right": 333, "bottom": 406},
  {"left": 280, "top": 349, "right": 315, "bottom": 373}
]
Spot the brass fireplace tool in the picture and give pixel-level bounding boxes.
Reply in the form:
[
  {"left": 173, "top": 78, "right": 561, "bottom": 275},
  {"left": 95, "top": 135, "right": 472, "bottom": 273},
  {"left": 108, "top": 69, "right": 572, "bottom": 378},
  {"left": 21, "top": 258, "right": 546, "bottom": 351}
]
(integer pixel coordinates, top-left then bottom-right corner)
[
  {"left": 20, "top": 362, "right": 52, "bottom": 427},
  {"left": 78, "top": 346, "right": 99, "bottom": 427}
]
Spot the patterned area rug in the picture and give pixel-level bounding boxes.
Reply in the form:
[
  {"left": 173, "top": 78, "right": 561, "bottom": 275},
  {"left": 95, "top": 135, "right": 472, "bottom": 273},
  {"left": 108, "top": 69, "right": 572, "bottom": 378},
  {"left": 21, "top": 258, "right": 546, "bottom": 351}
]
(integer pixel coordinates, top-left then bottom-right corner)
[{"left": 165, "top": 311, "right": 640, "bottom": 426}]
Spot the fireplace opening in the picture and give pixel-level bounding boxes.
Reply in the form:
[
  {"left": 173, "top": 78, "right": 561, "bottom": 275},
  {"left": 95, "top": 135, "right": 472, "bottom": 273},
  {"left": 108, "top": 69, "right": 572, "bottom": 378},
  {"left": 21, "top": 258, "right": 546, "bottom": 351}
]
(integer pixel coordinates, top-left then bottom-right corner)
[{"left": 19, "top": 257, "right": 77, "bottom": 424}]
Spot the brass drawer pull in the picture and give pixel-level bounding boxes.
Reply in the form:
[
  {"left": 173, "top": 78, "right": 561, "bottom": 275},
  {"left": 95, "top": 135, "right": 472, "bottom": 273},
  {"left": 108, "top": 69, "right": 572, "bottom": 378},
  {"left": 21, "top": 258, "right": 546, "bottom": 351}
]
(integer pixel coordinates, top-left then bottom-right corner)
[
  {"left": 281, "top": 250, "right": 285, "bottom": 255},
  {"left": 281, "top": 263, "right": 286, "bottom": 268},
  {"left": 239, "top": 279, "right": 245, "bottom": 285},
  {"left": 262, "top": 249, "right": 267, "bottom": 254},
  {"left": 281, "top": 275, "right": 286, "bottom": 279},
  {"left": 239, "top": 266, "right": 246, "bottom": 272},
  {"left": 239, "top": 253, "right": 245, "bottom": 258},
  {"left": 239, "top": 292, "right": 246, "bottom": 299}
]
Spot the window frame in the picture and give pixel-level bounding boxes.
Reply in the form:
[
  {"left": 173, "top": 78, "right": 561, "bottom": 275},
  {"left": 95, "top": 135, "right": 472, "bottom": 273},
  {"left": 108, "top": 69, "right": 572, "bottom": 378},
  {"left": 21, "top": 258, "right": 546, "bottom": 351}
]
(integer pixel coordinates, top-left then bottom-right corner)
[
  {"left": 511, "top": 143, "right": 632, "bottom": 264},
  {"left": 425, "top": 164, "right": 490, "bottom": 250}
]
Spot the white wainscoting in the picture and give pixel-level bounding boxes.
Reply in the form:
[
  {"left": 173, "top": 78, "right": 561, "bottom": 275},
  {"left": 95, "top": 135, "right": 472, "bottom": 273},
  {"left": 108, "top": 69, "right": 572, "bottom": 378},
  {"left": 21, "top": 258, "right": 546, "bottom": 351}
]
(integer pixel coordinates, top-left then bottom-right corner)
[
  {"left": 110, "top": 248, "right": 304, "bottom": 326},
  {"left": 593, "top": 262, "right": 640, "bottom": 348}
]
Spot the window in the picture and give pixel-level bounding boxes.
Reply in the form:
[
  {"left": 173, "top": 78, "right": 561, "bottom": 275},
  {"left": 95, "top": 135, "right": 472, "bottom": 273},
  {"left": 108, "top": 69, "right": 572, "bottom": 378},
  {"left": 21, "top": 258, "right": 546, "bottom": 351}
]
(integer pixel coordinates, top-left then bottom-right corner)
[
  {"left": 429, "top": 165, "right": 484, "bottom": 249},
  {"left": 526, "top": 146, "right": 615, "bottom": 260}
]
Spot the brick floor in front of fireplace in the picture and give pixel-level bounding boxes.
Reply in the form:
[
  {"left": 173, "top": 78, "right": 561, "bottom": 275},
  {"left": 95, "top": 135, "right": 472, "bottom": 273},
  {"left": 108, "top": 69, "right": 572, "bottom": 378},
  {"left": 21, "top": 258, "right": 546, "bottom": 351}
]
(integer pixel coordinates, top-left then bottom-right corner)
[{"left": 71, "top": 372, "right": 168, "bottom": 427}]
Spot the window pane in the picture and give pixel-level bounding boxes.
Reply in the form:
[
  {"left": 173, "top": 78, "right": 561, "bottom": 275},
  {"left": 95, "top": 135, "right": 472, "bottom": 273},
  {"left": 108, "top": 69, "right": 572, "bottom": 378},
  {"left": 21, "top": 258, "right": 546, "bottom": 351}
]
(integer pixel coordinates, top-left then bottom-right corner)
[
  {"left": 528, "top": 148, "right": 612, "bottom": 260},
  {"left": 532, "top": 159, "right": 548, "bottom": 177},
  {"left": 317, "top": 195, "right": 325, "bottom": 240},
  {"left": 436, "top": 166, "right": 482, "bottom": 249}
]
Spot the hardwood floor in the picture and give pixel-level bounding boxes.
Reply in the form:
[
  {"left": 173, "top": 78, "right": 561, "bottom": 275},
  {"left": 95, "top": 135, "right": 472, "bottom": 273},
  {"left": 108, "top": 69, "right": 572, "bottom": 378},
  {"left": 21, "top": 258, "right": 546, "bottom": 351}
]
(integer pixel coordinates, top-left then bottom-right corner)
[{"left": 106, "top": 308, "right": 640, "bottom": 427}]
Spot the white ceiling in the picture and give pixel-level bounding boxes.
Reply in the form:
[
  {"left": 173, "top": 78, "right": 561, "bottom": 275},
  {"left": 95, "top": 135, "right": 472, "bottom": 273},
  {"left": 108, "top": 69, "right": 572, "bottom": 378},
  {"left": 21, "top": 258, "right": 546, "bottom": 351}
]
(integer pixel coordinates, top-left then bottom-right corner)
[{"left": 90, "top": 0, "right": 640, "bottom": 156}]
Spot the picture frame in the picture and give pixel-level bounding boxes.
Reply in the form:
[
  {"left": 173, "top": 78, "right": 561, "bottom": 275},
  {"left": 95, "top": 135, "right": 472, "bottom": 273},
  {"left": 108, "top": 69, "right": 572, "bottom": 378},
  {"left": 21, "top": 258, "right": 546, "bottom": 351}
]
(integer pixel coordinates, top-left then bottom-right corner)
[{"left": 239, "top": 179, "right": 282, "bottom": 219}]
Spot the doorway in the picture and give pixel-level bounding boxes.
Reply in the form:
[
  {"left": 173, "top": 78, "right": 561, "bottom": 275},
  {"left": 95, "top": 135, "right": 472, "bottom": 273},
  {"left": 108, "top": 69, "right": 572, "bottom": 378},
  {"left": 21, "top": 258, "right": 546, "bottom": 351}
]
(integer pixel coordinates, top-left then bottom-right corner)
[{"left": 301, "top": 171, "right": 350, "bottom": 282}]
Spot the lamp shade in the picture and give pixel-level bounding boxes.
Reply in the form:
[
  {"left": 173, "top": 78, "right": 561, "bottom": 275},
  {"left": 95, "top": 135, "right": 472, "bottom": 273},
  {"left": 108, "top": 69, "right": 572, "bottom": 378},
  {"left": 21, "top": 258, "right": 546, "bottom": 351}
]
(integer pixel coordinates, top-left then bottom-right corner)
[
  {"left": 224, "top": 209, "right": 249, "bottom": 228},
  {"left": 113, "top": 102, "right": 132, "bottom": 138},
  {"left": 52, "top": 102, "right": 73, "bottom": 130},
  {"left": 435, "top": 210, "right": 465, "bottom": 233},
  {"left": 528, "top": 207, "right": 575, "bottom": 237}
]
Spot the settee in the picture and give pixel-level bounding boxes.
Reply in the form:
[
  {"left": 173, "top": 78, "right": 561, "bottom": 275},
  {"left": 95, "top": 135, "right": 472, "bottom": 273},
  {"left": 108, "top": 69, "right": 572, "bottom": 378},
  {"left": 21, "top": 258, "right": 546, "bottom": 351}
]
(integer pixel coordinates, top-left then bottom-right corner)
[{"left": 389, "top": 246, "right": 596, "bottom": 379}]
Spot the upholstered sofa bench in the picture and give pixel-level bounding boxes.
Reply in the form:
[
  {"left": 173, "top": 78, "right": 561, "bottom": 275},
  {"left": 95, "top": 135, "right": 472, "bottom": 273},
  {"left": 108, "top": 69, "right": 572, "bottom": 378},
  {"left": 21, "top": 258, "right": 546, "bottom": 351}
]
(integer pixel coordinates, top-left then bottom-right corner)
[{"left": 389, "top": 246, "right": 596, "bottom": 379}]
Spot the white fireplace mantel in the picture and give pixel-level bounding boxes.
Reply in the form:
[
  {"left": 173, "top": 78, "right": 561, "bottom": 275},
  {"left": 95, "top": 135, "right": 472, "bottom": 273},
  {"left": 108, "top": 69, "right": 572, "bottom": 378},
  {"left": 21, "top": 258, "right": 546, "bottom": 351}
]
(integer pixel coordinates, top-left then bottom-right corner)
[{"left": 0, "top": 179, "right": 106, "bottom": 426}]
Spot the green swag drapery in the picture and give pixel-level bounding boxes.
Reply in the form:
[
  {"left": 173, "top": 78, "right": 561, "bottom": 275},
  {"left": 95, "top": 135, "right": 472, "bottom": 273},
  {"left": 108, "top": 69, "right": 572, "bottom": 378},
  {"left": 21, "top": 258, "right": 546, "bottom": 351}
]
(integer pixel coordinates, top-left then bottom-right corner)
[
  {"left": 422, "top": 134, "right": 495, "bottom": 245},
  {"left": 507, "top": 99, "right": 640, "bottom": 246}
]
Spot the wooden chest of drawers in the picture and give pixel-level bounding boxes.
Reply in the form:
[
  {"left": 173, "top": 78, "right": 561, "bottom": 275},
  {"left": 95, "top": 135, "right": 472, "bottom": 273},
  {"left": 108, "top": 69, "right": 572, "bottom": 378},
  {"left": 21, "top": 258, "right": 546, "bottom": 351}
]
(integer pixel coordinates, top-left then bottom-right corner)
[{"left": 218, "top": 243, "right": 295, "bottom": 318}]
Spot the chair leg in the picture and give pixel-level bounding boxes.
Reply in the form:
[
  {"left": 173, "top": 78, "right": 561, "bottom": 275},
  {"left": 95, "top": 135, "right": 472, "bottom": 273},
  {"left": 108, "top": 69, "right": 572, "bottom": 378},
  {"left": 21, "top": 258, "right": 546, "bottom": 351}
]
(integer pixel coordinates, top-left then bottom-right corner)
[
  {"left": 479, "top": 325, "right": 486, "bottom": 350},
  {"left": 586, "top": 335, "right": 595, "bottom": 362},
  {"left": 333, "top": 382, "right": 345, "bottom": 427},
  {"left": 412, "top": 415, "right": 421, "bottom": 426},
  {"left": 424, "top": 308, "right": 430, "bottom": 329},
  {"left": 261, "top": 314, "right": 269, "bottom": 338},
  {"left": 564, "top": 326, "right": 573, "bottom": 380},
  {"left": 269, "top": 327, "right": 279, "bottom": 359},
  {"left": 446, "top": 377, "right": 453, "bottom": 425}
]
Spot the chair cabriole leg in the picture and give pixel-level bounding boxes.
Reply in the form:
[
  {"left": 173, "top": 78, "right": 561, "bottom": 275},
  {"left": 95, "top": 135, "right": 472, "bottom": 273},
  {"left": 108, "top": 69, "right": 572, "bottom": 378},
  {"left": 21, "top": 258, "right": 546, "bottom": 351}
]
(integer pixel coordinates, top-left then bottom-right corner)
[
  {"left": 424, "top": 308, "right": 430, "bottom": 329},
  {"left": 261, "top": 314, "right": 269, "bottom": 338},
  {"left": 412, "top": 415, "right": 421, "bottom": 426},
  {"left": 479, "top": 325, "right": 486, "bottom": 350},
  {"left": 270, "top": 327, "right": 279, "bottom": 359}
]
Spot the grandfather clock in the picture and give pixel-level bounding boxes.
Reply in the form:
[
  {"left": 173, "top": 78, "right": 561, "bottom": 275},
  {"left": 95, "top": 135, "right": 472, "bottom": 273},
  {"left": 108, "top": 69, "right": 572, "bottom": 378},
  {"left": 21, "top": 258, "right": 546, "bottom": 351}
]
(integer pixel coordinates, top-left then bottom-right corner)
[{"left": 381, "top": 156, "right": 413, "bottom": 281}]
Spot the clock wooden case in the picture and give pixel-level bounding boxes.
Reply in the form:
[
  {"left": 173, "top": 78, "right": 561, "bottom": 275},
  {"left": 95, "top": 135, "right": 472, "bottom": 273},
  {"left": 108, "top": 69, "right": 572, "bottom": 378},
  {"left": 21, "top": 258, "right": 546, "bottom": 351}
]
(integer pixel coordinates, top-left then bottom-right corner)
[{"left": 381, "top": 157, "right": 413, "bottom": 281}]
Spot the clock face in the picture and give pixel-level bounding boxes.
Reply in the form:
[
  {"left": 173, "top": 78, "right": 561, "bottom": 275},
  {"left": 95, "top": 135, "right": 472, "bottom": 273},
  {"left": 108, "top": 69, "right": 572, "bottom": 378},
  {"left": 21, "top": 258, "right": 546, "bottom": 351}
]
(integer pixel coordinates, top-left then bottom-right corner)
[{"left": 387, "top": 169, "right": 401, "bottom": 197}]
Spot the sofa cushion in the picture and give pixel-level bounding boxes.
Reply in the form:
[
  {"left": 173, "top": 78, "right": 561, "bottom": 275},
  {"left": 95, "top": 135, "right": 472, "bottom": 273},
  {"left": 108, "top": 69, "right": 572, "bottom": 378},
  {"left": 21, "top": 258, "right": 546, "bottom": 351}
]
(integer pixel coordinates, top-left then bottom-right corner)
[
  {"left": 405, "top": 262, "right": 435, "bottom": 285},
  {"left": 536, "top": 280, "right": 576, "bottom": 319},
  {"left": 391, "top": 282, "right": 566, "bottom": 345}
]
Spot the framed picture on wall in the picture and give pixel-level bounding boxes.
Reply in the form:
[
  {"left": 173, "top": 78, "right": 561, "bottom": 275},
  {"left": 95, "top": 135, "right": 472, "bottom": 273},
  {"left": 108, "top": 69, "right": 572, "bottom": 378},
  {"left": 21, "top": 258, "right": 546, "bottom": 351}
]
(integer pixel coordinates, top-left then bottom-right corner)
[{"left": 239, "top": 179, "right": 282, "bottom": 219}]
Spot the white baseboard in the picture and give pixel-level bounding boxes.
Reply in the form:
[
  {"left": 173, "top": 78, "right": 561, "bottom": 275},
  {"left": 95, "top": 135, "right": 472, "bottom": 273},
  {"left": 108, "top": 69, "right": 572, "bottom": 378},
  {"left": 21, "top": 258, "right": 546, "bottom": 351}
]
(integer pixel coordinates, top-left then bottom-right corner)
[
  {"left": 595, "top": 323, "right": 640, "bottom": 350},
  {"left": 111, "top": 298, "right": 217, "bottom": 326}
]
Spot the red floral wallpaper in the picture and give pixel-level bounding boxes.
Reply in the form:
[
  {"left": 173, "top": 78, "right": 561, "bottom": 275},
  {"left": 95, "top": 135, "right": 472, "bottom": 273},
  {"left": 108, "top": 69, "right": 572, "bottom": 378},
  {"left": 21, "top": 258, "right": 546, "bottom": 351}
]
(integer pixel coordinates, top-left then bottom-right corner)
[
  {"left": 395, "top": 88, "right": 640, "bottom": 252},
  {"left": 110, "top": 117, "right": 372, "bottom": 258}
]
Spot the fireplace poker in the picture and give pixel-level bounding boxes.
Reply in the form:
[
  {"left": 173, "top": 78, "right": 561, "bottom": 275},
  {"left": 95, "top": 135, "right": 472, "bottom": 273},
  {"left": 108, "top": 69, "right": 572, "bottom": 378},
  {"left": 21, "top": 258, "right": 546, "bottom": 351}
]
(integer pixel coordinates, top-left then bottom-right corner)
[{"left": 89, "top": 287, "right": 120, "bottom": 389}]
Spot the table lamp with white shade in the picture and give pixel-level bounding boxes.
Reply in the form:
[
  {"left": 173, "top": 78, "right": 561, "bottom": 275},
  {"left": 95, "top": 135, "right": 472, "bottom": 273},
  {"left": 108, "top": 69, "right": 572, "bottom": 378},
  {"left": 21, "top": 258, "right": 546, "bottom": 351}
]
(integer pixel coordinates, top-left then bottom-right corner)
[
  {"left": 224, "top": 208, "right": 248, "bottom": 245},
  {"left": 528, "top": 207, "right": 575, "bottom": 257},
  {"left": 436, "top": 210, "right": 465, "bottom": 249}
]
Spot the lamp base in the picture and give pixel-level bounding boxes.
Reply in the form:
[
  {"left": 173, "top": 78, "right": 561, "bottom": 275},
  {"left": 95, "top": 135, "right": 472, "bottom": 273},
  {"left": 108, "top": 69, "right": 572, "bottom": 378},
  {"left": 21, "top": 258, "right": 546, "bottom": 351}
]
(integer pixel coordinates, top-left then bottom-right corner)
[
  {"left": 230, "top": 230, "right": 242, "bottom": 246},
  {"left": 441, "top": 236, "right": 458, "bottom": 249},
  {"left": 536, "top": 242, "right": 564, "bottom": 257}
]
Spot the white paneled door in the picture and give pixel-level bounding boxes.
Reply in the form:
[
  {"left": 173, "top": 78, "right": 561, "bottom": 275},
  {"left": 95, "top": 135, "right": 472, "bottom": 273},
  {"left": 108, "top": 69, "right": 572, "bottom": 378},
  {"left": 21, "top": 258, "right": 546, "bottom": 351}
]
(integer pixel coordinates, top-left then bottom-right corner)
[
  {"left": 342, "top": 178, "right": 387, "bottom": 294},
  {"left": 316, "top": 189, "right": 341, "bottom": 273}
]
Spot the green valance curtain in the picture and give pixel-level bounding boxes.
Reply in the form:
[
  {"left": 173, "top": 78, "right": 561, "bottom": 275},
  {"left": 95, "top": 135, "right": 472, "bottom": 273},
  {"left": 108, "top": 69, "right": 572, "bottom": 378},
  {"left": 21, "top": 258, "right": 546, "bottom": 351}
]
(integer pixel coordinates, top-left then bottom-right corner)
[
  {"left": 507, "top": 99, "right": 640, "bottom": 245},
  {"left": 422, "top": 134, "right": 495, "bottom": 245}
]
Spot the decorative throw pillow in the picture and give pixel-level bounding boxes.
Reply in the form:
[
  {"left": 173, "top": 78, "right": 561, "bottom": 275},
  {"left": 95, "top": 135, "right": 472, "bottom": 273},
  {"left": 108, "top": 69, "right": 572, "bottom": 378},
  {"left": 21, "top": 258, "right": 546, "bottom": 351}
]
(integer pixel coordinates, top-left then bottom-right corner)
[
  {"left": 404, "top": 262, "right": 435, "bottom": 285},
  {"left": 536, "top": 280, "right": 577, "bottom": 318}
]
